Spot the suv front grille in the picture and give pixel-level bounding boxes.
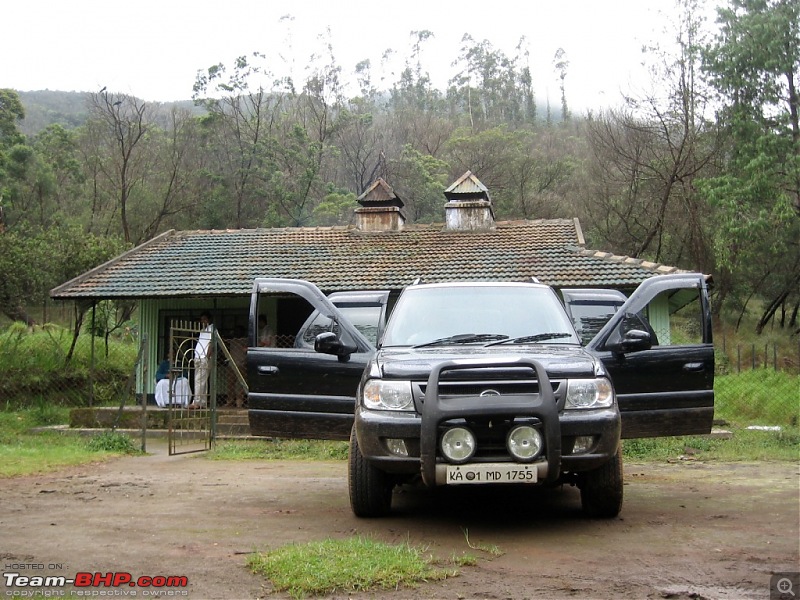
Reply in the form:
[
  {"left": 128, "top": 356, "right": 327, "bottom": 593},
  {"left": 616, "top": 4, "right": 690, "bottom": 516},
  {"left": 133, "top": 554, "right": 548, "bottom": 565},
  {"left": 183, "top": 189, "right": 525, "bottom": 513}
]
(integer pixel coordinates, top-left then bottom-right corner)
[
  {"left": 416, "top": 379, "right": 563, "bottom": 403},
  {"left": 416, "top": 375, "right": 563, "bottom": 463}
]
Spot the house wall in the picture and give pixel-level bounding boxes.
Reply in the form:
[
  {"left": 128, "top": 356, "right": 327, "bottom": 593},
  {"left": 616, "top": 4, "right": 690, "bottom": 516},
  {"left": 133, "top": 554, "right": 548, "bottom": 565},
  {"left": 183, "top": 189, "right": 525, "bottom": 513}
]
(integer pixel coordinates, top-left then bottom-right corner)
[{"left": 648, "top": 295, "right": 672, "bottom": 345}]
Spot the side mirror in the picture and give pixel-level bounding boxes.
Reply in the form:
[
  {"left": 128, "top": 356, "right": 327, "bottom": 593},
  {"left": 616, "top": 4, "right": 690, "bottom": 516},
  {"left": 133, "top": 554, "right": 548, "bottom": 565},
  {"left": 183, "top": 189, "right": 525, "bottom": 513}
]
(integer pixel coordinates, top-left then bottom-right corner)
[
  {"left": 607, "top": 328, "right": 652, "bottom": 354},
  {"left": 314, "top": 332, "right": 357, "bottom": 361}
]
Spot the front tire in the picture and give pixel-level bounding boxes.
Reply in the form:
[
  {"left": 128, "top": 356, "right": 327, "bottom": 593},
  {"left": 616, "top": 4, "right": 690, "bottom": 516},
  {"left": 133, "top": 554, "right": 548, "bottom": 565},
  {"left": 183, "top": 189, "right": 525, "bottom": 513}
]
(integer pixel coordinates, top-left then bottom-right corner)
[
  {"left": 348, "top": 426, "right": 393, "bottom": 517},
  {"left": 579, "top": 447, "right": 623, "bottom": 518}
]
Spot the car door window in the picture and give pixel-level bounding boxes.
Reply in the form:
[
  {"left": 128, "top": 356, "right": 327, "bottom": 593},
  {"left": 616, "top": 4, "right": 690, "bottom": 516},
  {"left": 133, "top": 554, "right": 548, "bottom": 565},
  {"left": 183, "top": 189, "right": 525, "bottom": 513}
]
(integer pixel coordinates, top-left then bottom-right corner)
[
  {"left": 643, "top": 287, "right": 704, "bottom": 346},
  {"left": 570, "top": 301, "right": 625, "bottom": 344},
  {"left": 298, "top": 305, "right": 383, "bottom": 348}
]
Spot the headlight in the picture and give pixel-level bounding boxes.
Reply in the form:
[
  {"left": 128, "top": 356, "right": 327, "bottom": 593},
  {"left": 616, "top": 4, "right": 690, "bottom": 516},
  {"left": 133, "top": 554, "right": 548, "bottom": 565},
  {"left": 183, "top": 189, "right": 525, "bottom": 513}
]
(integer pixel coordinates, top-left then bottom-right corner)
[
  {"left": 565, "top": 378, "right": 615, "bottom": 409},
  {"left": 362, "top": 380, "right": 414, "bottom": 411}
]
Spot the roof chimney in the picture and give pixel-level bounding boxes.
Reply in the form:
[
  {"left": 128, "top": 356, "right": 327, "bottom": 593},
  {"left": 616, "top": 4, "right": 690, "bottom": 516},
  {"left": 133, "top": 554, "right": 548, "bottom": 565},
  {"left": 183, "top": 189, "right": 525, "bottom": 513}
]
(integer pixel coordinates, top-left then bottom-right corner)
[
  {"left": 444, "top": 171, "right": 495, "bottom": 231},
  {"left": 355, "top": 178, "right": 406, "bottom": 232}
]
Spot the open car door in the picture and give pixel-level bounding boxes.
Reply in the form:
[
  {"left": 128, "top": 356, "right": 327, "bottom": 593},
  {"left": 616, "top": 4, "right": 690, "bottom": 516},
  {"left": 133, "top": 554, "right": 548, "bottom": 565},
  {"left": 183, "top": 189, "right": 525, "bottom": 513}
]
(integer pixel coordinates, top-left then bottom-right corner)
[
  {"left": 247, "top": 279, "right": 387, "bottom": 441},
  {"left": 586, "top": 273, "right": 715, "bottom": 438}
]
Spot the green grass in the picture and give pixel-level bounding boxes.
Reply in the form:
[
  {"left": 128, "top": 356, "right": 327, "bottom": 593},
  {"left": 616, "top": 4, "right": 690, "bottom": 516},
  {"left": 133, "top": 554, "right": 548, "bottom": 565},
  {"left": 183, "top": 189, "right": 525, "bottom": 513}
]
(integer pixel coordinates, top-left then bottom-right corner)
[
  {"left": 620, "top": 370, "right": 800, "bottom": 462},
  {"left": 0, "top": 368, "right": 796, "bottom": 476},
  {"left": 209, "top": 439, "right": 349, "bottom": 461},
  {"left": 0, "top": 324, "right": 138, "bottom": 406},
  {"left": 247, "top": 537, "right": 453, "bottom": 598},
  {"left": 0, "top": 408, "right": 141, "bottom": 477},
  {"left": 623, "top": 428, "right": 800, "bottom": 462},
  {"left": 714, "top": 371, "right": 799, "bottom": 427}
]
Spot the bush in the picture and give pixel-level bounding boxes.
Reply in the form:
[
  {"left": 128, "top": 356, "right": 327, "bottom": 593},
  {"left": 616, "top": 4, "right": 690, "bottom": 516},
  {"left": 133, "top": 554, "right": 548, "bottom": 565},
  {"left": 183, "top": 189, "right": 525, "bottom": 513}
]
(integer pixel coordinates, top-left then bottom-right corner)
[{"left": 87, "top": 431, "right": 139, "bottom": 454}]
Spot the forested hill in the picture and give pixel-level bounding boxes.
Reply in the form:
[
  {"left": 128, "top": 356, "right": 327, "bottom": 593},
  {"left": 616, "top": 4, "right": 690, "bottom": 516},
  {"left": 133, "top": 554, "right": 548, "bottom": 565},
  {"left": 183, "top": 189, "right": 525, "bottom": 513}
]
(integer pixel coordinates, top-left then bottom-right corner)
[
  {"left": 1, "top": 0, "right": 798, "bottom": 334},
  {"left": 16, "top": 90, "right": 201, "bottom": 136}
]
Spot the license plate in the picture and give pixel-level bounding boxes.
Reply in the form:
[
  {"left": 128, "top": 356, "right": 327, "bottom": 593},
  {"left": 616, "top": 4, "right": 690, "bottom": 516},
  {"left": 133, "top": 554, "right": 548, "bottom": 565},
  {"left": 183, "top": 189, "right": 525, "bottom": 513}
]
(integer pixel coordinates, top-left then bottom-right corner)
[{"left": 445, "top": 463, "right": 538, "bottom": 485}]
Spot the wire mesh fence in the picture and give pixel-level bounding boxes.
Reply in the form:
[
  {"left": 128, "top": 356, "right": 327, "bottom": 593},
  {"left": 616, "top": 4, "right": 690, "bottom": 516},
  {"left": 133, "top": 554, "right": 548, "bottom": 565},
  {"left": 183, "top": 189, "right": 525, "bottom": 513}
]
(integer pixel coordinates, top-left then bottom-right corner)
[
  {"left": 718, "top": 337, "right": 800, "bottom": 374},
  {"left": 712, "top": 338, "right": 799, "bottom": 433}
]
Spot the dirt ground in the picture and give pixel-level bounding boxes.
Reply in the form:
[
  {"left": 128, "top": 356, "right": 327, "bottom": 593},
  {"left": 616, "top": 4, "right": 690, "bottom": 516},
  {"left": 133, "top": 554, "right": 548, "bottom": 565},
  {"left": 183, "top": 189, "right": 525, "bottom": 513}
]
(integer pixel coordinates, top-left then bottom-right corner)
[{"left": 1, "top": 439, "right": 798, "bottom": 600}]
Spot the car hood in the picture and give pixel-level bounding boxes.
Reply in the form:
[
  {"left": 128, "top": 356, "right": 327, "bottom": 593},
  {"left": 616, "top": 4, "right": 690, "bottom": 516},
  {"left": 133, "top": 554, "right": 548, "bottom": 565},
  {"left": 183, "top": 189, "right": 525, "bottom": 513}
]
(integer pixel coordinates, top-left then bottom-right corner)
[{"left": 375, "top": 345, "right": 600, "bottom": 380}]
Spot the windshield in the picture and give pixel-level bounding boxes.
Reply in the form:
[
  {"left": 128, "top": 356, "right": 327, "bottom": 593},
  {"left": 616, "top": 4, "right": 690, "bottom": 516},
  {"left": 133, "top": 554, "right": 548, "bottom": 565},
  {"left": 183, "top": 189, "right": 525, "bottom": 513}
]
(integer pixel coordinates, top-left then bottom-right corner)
[{"left": 381, "top": 285, "right": 579, "bottom": 347}]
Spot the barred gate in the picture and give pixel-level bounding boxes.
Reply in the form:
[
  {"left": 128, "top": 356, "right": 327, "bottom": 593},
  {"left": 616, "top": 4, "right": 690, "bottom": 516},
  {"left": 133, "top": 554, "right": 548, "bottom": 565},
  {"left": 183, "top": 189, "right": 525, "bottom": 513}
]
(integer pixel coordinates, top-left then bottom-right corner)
[{"left": 167, "top": 320, "right": 216, "bottom": 455}]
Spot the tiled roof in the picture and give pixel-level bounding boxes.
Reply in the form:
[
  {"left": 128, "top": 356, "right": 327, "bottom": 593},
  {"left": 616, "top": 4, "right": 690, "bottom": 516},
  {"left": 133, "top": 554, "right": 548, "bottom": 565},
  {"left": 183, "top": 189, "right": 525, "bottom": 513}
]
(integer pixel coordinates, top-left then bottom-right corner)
[{"left": 50, "top": 219, "right": 686, "bottom": 299}]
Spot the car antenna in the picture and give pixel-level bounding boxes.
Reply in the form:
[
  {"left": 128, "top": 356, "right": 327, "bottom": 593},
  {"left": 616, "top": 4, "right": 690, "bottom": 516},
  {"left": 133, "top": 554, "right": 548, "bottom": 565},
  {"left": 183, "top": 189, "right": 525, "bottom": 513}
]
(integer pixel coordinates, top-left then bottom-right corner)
[{"left": 530, "top": 276, "right": 540, "bottom": 284}]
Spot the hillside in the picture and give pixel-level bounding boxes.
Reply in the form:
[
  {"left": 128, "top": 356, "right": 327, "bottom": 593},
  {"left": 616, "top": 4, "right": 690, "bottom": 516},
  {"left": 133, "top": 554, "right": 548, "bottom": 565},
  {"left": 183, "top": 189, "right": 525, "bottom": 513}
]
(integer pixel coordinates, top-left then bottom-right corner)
[{"left": 15, "top": 90, "right": 199, "bottom": 136}]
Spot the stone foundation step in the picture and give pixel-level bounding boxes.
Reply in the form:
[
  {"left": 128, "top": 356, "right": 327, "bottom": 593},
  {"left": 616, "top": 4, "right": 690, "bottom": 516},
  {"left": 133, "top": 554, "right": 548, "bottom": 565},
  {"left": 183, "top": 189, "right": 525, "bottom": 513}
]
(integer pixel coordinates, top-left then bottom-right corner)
[
  {"left": 216, "top": 424, "right": 250, "bottom": 436},
  {"left": 216, "top": 411, "right": 249, "bottom": 425}
]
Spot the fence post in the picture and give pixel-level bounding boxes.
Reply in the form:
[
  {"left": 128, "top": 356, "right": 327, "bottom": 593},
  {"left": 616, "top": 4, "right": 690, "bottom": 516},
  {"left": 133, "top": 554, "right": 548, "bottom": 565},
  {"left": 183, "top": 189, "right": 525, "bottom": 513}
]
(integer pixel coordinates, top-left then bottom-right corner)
[
  {"left": 89, "top": 302, "right": 96, "bottom": 407},
  {"left": 139, "top": 334, "right": 148, "bottom": 453}
]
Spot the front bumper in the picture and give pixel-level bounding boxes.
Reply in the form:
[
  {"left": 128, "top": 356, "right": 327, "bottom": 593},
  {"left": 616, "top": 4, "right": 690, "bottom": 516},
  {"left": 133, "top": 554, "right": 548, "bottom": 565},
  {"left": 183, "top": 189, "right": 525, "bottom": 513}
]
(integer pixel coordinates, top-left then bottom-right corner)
[{"left": 355, "top": 359, "right": 621, "bottom": 485}]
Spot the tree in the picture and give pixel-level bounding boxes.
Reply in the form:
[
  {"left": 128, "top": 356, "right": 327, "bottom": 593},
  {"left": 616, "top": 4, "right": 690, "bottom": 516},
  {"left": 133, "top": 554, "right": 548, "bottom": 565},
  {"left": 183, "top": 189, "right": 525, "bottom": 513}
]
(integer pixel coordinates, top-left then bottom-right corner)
[
  {"left": 5, "top": 125, "right": 85, "bottom": 231},
  {"left": 311, "top": 187, "right": 358, "bottom": 226},
  {"left": 135, "top": 106, "right": 202, "bottom": 240},
  {"left": 193, "top": 53, "right": 286, "bottom": 228},
  {"left": 700, "top": 0, "right": 800, "bottom": 331},
  {"left": 331, "top": 107, "right": 385, "bottom": 195},
  {"left": 0, "top": 225, "right": 124, "bottom": 325},
  {"left": 582, "top": 0, "right": 718, "bottom": 277},
  {"left": 388, "top": 146, "right": 449, "bottom": 223},
  {"left": 553, "top": 48, "right": 570, "bottom": 122},
  {"left": 0, "top": 89, "right": 28, "bottom": 230},
  {"left": 85, "top": 91, "right": 151, "bottom": 244},
  {"left": 0, "top": 89, "right": 25, "bottom": 145},
  {"left": 447, "top": 36, "right": 533, "bottom": 130}
]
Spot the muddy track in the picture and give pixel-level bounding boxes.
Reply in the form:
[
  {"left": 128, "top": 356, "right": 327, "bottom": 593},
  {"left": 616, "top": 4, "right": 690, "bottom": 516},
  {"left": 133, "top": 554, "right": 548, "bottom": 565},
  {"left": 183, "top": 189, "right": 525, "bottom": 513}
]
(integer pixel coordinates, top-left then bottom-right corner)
[{"left": 1, "top": 441, "right": 798, "bottom": 599}]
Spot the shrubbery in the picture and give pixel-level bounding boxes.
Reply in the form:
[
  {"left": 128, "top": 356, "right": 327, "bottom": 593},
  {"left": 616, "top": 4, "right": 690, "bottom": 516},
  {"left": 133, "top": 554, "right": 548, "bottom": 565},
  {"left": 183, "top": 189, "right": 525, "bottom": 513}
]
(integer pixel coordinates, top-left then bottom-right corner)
[
  {"left": 0, "top": 323, "right": 138, "bottom": 407},
  {"left": 87, "top": 431, "right": 139, "bottom": 454}
]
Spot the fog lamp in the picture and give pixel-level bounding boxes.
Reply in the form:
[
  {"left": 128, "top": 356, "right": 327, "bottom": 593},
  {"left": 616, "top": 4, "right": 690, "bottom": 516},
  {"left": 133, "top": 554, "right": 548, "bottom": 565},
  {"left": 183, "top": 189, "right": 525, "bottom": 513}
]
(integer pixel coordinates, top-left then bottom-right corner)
[
  {"left": 507, "top": 425, "right": 543, "bottom": 462},
  {"left": 385, "top": 438, "right": 409, "bottom": 457},
  {"left": 440, "top": 427, "right": 476, "bottom": 463},
  {"left": 572, "top": 436, "right": 595, "bottom": 454}
]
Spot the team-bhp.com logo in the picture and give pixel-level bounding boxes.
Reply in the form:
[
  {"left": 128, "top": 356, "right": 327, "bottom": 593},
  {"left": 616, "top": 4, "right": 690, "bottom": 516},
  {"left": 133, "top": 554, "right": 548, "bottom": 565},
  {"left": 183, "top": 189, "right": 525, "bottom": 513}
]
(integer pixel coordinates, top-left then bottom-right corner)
[{"left": 4, "top": 572, "right": 188, "bottom": 596}]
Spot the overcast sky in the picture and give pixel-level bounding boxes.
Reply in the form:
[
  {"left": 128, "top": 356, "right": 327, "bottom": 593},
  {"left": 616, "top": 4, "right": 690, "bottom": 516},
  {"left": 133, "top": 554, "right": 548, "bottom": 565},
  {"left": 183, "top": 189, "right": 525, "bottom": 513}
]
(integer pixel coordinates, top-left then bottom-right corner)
[{"left": 3, "top": 0, "right": 717, "bottom": 111}]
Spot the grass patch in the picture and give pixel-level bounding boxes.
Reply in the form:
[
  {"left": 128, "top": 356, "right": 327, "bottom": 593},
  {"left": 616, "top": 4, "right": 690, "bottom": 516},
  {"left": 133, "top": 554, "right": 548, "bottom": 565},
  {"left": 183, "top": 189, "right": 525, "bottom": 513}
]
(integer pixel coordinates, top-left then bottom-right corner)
[
  {"left": 0, "top": 408, "right": 140, "bottom": 477},
  {"left": 0, "top": 323, "right": 138, "bottom": 406},
  {"left": 209, "top": 439, "right": 348, "bottom": 461},
  {"left": 623, "top": 428, "right": 800, "bottom": 462},
  {"left": 247, "top": 536, "right": 453, "bottom": 598},
  {"left": 622, "top": 371, "right": 799, "bottom": 462},
  {"left": 0, "top": 433, "right": 115, "bottom": 477},
  {"left": 715, "top": 371, "right": 799, "bottom": 427},
  {"left": 87, "top": 431, "right": 140, "bottom": 454}
]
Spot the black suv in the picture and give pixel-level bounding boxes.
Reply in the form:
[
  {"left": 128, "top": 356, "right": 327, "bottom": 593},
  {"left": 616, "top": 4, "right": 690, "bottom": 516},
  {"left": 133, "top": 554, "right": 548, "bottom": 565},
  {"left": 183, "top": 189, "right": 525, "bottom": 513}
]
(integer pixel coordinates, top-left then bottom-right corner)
[{"left": 247, "top": 274, "right": 714, "bottom": 518}]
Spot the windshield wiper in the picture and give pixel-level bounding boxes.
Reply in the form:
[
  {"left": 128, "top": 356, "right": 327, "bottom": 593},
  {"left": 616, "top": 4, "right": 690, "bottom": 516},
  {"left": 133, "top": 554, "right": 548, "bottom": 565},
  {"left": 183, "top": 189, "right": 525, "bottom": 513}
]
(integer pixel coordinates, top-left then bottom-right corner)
[
  {"left": 413, "top": 333, "right": 509, "bottom": 348},
  {"left": 485, "top": 332, "right": 573, "bottom": 346}
]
